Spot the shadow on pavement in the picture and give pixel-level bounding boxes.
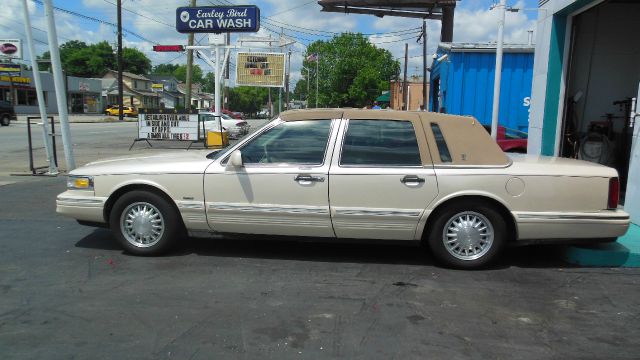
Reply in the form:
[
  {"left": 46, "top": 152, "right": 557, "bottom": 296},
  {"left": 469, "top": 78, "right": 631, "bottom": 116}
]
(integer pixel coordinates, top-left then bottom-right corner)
[{"left": 75, "top": 228, "right": 573, "bottom": 269}]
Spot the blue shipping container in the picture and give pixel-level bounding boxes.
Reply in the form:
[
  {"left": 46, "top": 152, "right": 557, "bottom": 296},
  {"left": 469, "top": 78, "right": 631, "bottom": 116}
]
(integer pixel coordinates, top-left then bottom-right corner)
[{"left": 429, "top": 43, "right": 534, "bottom": 132}]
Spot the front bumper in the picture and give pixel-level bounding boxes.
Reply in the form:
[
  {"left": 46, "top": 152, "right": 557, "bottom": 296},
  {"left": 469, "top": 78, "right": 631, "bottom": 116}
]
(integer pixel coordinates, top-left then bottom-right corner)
[
  {"left": 56, "top": 191, "right": 107, "bottom": 223},
  {"left": 514, "top": 209, "right": 630, "bottom": 240}
]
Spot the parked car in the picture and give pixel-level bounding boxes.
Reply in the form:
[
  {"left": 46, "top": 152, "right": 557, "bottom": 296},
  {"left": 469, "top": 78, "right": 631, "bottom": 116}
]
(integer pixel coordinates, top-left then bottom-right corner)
[
  {"left": 483, "top": 125, "right": 528, "bottom": 153},
  {"left": 212, "top": 108, "right": 245, "bottom": 120},
  {"left": 0, "top": 100, "right": 16, "bottom": 126},
  {"left": 199, "top": 112, "right": 250, "bottom": 139},
  {"left": 56, "top": 109, "right": 629, "bottom": 269},
  {"left": 104, "top": 105, "right": 138, "bottom": 117}
]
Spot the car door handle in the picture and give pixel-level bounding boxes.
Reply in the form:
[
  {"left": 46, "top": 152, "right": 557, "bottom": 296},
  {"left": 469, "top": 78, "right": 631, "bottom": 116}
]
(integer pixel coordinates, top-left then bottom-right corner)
[
  {"left": 400, "top": 175, "right": 425, "bottom": 184},
  {"left": 294, "top": 174, "right": 325, "bottom": 183}
]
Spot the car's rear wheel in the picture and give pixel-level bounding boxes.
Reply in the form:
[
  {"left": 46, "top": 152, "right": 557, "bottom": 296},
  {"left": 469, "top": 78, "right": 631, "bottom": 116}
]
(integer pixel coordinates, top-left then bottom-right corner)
[
  {"left": 427, "top": 201, "right": 506, "bottom": 269},
  {"left": 109, "top": 190, "right": 181, "bottom": 255},
  {"left": 1, "top": 115, "right": 10, "bottom": 126}
]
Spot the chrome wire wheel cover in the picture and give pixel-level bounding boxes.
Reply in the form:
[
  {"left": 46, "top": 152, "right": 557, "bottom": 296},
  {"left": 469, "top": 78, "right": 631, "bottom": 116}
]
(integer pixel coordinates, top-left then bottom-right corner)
[
  {"left": 442, "top": 211, "right": 494, "bottom": 261},
  {"left": 120, "top": 202, "right": 165, "bottom": 247}
]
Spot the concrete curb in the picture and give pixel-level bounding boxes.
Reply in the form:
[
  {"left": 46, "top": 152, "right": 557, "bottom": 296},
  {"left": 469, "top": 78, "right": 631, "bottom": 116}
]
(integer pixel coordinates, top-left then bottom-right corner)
[
  {"left": 563, "top": 223, "right": 640, "bottom": 267},
  {"left": 15, "top": 115, "right": 138, "bottom": 123}
]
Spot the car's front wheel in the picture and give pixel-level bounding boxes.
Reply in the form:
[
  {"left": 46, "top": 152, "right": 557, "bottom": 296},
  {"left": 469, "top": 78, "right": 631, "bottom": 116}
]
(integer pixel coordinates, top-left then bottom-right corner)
[
  {"left": 109, "top": 190, "right": 182, "bottom": 255},
  {"left": 1, "top": 115, "right": 10, "bottom": 126},
  {"left": 427, "top": 201, "right": 507, "bottom": 269}
]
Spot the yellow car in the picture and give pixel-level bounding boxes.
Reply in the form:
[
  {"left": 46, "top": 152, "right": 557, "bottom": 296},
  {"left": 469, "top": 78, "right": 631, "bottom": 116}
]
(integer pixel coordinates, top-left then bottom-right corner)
[{"left": 104, "top": 105, "right": 138, "bottom": 117}]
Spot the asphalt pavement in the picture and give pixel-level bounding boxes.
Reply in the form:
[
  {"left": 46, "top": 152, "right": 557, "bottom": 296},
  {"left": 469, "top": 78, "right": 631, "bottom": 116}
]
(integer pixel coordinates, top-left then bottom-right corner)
[{"left": 1, "top": 120, "right": 640, "bottom": 359}]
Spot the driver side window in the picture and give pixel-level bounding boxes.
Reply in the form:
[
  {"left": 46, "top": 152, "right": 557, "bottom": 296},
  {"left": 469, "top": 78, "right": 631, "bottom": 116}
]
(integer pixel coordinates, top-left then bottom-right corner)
[{"left": 239, "top": 120, "right": 332, "bottom": 165}]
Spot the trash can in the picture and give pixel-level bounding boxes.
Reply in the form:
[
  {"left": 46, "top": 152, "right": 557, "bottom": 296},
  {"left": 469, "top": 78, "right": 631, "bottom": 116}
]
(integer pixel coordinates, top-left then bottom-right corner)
[{"left": 206, "top": 129, "right": 229, "bottom": 147}]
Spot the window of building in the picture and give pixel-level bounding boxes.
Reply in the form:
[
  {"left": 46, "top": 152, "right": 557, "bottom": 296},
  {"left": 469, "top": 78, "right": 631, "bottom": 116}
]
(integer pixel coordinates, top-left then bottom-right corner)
[
  {"left": 340, "top": 120, "right": 421, "bottom": 166},
  {"left": 16, "top": 89, "right": 45, "bottom": 106}
]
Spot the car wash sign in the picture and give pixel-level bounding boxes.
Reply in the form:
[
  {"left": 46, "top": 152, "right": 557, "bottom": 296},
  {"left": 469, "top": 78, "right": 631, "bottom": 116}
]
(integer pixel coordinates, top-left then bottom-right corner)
[{"left": 176, "top": 5, "right": 260, "bottom": 33}]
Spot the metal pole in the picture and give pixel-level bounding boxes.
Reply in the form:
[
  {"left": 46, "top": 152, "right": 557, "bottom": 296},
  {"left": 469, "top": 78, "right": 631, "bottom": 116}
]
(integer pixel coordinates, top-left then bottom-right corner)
[
  {"left": 186, "top": 0, "right": 196, "bottom": 110},
  {"left": 117, "top": 0, "right": 123, "bottom": 120},
  {"left": 43, "top": 0, "right": 75, "bottom": 170},
  {"left": 285, "top": 50, "right": 291, "bottom": 110},
  {"left": 214, "top": 47, "right": 221, "bottom": 120},
  {"left": 422, "top": 20, "right": 428, "bottom": 111},
  {"left": 315, "top": 55, "right": 319, "bottom": 108},
  {"left": 22, "top": 0, "right": 56, "bottom": 174},
  {"left": 278, "top": 87, "right": 282, "bottom": 114},
  {"left": 403, "top": 43, "right": 409, "bottom": 110},
  {"left": 490, "top": 0, "right": 506, "bottom": 140},
  {"left": 306, "top": 68, "right": 310, "bottom": 108}
]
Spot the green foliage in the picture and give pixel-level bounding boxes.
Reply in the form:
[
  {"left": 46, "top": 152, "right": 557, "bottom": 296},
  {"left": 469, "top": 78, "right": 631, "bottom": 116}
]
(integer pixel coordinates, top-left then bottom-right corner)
[
  {"left": 37, "top": 40, "right": 151, "bottom": 77},
  {"left": 173, "top": 64, "right": 204, "bottom": 84},
  {"left": 151, "top": 63, "right": 180, "bottom": 75},
  {"left": 123, "top": 47, "right": 151, "bottom": 74},
  {"left": 303, "top": 33, "right": 399, "bottom": 108},
  {"left": 227, "top": 86, "right": 270, "bottom": 115},
  {"left": 201, "top": 72, "right": 216, "bottom": 93}
]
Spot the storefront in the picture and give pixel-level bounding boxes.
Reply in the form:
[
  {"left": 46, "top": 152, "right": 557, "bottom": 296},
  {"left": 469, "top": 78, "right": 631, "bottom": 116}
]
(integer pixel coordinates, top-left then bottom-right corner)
[
  {"left": 0, "top": 71, "right": 57, "bottom": 114},
  {"left": 66, "top": 76, "right": 103, "bottom": 114},
  {"left": 529, "top": 0, "right": 640, "bottom": 221}
]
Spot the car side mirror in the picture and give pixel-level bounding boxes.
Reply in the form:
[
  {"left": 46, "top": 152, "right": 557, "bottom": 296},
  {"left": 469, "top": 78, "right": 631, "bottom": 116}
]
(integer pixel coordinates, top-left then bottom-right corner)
[{"left": 228, "top": 150, "right": 243, "bottom": 167}]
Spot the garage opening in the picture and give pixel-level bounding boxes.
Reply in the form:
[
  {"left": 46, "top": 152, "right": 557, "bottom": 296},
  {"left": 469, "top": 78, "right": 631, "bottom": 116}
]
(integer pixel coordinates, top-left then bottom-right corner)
[{"left": 561, "top": 0, "right": 640, "bottom": 199}]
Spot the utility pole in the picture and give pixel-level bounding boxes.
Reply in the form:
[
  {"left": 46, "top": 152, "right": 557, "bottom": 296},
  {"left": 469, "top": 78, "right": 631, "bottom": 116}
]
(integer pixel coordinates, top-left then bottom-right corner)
[
  {"left": 117, "top": 0, "right": 123, "bottom": 120},
  {"left": 186, "top": 0, "right": 196, "bottom": 110},
  {"left": 315, "top": 54, "right": 319, "bottom": 108},
  {"left": 22, "top": 0, "right": 56, "bottom": 174},
  {"left": 422, "top": 20, "right": 427, "bottom": 111},
  {"left": 490, "top": 0, "right": 506, "bottom": 140},
  {"left": 285, "top": 49, "right": 291, "bottom": 110},
  {"left": 43, "top": 0, "right": 75, "bottom": 170},
  {"left": 403, "top": 43, "right": 409, "bottom": 111},
  {"left": 306, "top": 68, "right": 310, "bottom": 108}
]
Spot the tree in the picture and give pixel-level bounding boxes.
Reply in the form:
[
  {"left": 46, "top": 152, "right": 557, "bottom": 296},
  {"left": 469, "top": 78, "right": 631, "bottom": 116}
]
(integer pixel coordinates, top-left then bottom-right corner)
[
  {"left": 303, "top": 33, "right": 399, "bottom": 108},
  {"left": 173, "top": 64, "right": 204, "bottom": 84},
  {"left": 201, "top": 72, "right": 216, "bottom": 93},
  {"left": 227, "top": 86, "right": 269, "bottom": 115},
  {"left": 123, "top": 47, "right": 151, "bottom": 74},
  {"left": 37, "top": 40, "right": 151, "bottom": 77},
  {"left": 151, "top": 63, "right": 180, "bottom": 75}
]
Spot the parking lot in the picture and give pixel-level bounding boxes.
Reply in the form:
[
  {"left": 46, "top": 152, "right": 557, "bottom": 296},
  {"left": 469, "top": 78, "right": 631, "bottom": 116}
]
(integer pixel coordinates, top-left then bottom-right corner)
[{"left": 1, "top": 120, "right": 640, "bottom": 359}]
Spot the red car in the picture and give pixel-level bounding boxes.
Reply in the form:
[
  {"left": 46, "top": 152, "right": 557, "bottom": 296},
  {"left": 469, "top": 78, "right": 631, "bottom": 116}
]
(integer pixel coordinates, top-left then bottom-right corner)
[
  {"left": 211, "top": 108, "right": 245, "bottom": 120},
  {"left": 484, "top": 125, "right": 528, "bottom": 153}
]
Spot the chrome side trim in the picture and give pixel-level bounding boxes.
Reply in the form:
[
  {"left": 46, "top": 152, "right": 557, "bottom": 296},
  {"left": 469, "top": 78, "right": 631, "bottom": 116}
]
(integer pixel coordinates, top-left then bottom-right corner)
[
  {"left": 175, "top": 200, "right": 205, "bottom": 210},
  {"left": 56, "top": 196, "right": 106, "bottom": 207},
  {"left": 515, "top": 211, "right": 630, "bottom": 222},
  {"left": 208, "top": 202, "right": 330, "bottom": 215},
  {"left": 433, "top": 160, "right": 513, "bottom": 169},
  {"left": 334, "top": 208, "right": 421, "bottom": 217}
]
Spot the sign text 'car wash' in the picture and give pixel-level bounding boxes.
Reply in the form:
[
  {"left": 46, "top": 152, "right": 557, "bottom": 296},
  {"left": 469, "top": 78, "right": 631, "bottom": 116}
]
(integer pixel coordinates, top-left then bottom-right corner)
[{"left": 176, "top": 6, "right": 260, "bottom": 33}]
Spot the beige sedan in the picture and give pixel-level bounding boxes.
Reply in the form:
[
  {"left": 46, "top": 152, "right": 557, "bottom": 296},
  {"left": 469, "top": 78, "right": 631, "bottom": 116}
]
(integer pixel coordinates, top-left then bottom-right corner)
[{"left": 57, "top": 109, "right": 629, "bottom": 268}]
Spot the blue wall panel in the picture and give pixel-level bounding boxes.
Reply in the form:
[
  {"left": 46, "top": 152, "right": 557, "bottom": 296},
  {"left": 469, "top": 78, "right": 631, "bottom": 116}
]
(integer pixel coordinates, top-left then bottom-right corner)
[{"left": 430, "top": 48, "right": 533, "bottom": 132}]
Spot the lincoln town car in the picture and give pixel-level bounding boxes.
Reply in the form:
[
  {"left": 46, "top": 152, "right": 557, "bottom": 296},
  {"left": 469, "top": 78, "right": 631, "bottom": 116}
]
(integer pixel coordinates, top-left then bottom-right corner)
[{"left": 57, "top": 109, "right": 630, "bottom": 268}]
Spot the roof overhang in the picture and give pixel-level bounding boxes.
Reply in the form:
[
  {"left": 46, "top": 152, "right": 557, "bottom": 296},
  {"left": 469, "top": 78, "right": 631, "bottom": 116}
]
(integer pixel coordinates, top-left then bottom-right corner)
[{"left": 318, "top": 0, "right": 457, "bottom": 19}]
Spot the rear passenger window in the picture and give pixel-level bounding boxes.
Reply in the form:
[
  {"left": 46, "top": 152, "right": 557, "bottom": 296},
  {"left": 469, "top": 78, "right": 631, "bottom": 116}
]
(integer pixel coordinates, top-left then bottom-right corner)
[
  {"left": 430, "top": 123, "right": 452, "bottom": 163},
  {"left": 340, "top": 120, "right": 421, "bottom": 166}
]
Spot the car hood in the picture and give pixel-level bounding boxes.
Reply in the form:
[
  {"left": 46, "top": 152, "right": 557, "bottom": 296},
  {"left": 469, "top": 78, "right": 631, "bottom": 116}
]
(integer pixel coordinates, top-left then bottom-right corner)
[
  {"left": 70, "top": 150, "right": 218, "bottom": 176},
  {"left": 507, "top": 154, "right": 618, "bottom": 177}
]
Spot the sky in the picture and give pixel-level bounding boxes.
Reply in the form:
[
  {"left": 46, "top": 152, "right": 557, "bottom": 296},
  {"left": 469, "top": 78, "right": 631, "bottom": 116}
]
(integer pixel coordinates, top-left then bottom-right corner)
[{"left": 1, "top": 0, "right": 539, "bottom": 87}]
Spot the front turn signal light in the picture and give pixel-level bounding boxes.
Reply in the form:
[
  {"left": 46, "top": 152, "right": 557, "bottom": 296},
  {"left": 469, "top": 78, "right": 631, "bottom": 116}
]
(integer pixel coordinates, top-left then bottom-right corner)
[{"left": 67, "top": 176, "right": 94, "bottom": 190}]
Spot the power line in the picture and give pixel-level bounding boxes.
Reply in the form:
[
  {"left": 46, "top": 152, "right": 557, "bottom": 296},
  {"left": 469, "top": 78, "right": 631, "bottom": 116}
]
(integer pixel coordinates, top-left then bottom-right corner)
[{"left": 30, "top": 0, "right": 159, "bottom": 45}]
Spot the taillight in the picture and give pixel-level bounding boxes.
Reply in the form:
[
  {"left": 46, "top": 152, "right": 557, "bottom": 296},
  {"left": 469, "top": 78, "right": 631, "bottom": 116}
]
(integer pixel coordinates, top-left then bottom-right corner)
[{"left": 608, "top": 177, "right": 620, "bottom": 209}]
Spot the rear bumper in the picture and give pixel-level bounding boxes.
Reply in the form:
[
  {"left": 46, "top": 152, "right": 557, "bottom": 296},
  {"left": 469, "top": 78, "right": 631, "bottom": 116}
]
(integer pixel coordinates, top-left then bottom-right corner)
[
  {"left": 56, "top": 191, "right": 107, "bottom": 223},
  {"left": 514, "top": 209, "right": 630, "bottom": 241}
]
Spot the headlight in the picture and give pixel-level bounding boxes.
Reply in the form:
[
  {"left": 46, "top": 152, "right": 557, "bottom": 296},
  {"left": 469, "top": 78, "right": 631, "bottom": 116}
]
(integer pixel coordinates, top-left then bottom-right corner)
[{"left": 67, "top": 176, "right": 94, "bottom": 190}]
